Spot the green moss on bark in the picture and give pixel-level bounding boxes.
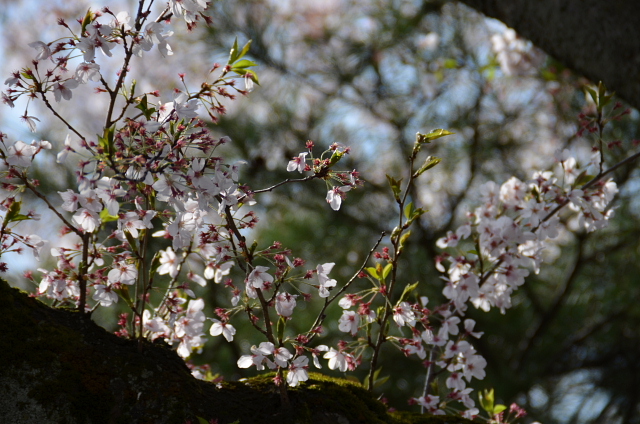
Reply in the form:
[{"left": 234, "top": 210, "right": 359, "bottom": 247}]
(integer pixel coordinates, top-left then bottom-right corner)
[{"left": 0, "top": 280, "right": 477, "bottom": 424}]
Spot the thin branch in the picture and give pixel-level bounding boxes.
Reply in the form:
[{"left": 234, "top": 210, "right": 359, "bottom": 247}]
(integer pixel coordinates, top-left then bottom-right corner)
[
  {"left": 305, "top": 231, "right": 386, "bottom": 345},
  {"left": 38, "top": 91, "right": 86, "bottom": 140}
]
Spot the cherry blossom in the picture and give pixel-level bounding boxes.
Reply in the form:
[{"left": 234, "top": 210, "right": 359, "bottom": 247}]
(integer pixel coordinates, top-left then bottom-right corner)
[
  {"left": 393, "top": 301, "right": 416, "bottom": 327},
  {"left": 158, "top": 247, "right": 180, "bottom": 278},
  {"left": 326, "top": 186, "right": 351, "bottom": 211},
  {"left": 92, "top": 284, "right": 119, "bottom": 307},
  {"left": 108, "top": 262, "right": 137, "bottom": 285},
  {"left": 72, "top": 208, "right": 100, "bottom": 233},
  {"left": 28, "top": 41, "right": 51, "bottom": 60},
  {"left": 209, "top": 319, "right": 236, "bottom": 342},
  {"left": 413, "top": 395, "right": 444, "bottom": 415},
  {"left": 323, "top": 348, "right": 351, "bottom": 372},
  {"left": 275, "top": 292, "right": 297, "bottom": 317},
  {"left": 237, "top": 342, "right": 277, "bottom": 370},
  {"left": 286, "top": 356, "right": 309, "bottom": 387},
  {"left": 6, "top": 140, "right": 37, "bottom": 167},
  {"left": 338, "top": 310, "right": 360, "bottom": 336},
  {"left": 247, "top": 266, "right": 273, "bottom": 290},
  {"left": 316, "top": 262, "right": 337, "bottom": 297},
  {"left": 286, "top": 152, "right": 307, "bottom": 173}
]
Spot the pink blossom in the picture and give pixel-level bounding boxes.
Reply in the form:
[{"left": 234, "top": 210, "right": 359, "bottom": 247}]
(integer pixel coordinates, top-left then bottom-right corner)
[
  {"left": 6, "top": 140, "right": 37, "bottom": 167},
  {"left": 286, "top": 152, "right": 307, "bottom": 173},
  {"left": 326, "top": 186, "right": 351, "bottom": 211},
  {"left": 316, "top": 262, "right": 337, "bottom": 297},
  {"left": 209, "top": 319, "right": 236, "bottom": 342},
  {"left": 323, "top": 348, "right": 350, "bottom": 372},
  {"left": 338, "top": 310, "right": 360, "bottom": 336},
  {"left": 247, "top": 266, "right": 273, "bottom": 290},
  {"left": 286, "top": 356, "right": 309, "bottom": 387},
  {"left": 158, "top": 247, "right": 180, "bottom": 278},
  {"left": 275, "top": 292, "right": 297, "bottom": 317}
]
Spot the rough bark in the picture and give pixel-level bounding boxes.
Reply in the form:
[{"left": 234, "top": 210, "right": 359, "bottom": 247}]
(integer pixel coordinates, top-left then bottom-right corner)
[
  {"left": 0, "top": 280, "right": 471, "bottom": 424},
  {"left": 457, "top": 0, "right": 640, "bottom": 110}
]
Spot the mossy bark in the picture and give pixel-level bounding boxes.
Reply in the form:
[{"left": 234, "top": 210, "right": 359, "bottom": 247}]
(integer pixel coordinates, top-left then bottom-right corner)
[{"left": 0, "top": 280, "right": 475, "bottom": 424}]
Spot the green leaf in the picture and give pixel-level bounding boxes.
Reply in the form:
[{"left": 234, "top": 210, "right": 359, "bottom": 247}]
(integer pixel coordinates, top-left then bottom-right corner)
[
  {"left": 374, "top": 374, "right": 390, "bottom": 388},
  {"left": 20, "top": 70, "right": 34, "bottom": 80},
  {"left": 114, "top": 285, "right": 132, "bottom": 307},
  {"left": 479, "top": 388, "right": 495, "bottom": 414},
  {"left": 232, "top": 68, "right": 260, "bottom": 86},
  {"left": 575, "top": 170, "right": 595, "bottom": 187},
  {"left": 98, "top": 126, "right": 115, "bottom": 157},
  {"left": 196, "top": 417, "right": 209, "bottom": 424},
  {"left": 249, "top": 240, "right": 258, "bottom": 257},
  {"left": 417, "top": 129, "right": 454, "bottom": 144},
  {"left": 494, "top": 404, "right": 507, "bottom": 415},
  {"left": 135, "top": 95, "right": 156, "bottom": 121},
  {"left": 123, "top": 230, "right": 139, "bottom": 255},
  {"left": 277, "top": 316, "right": 286, "bottom": 343},
  {"left": 398, "top": 231, "right": 411, "bottom": 249},
  {"left": 413, "top": 156, "right": 441, "bottom": 178},
  {"left": 239, "top": 39, "right": 252, "bottom": 60},
  {"left": 81, "top": 8, "right": 94, "bottom": 34},
  {"left": 443, "top": 58, "right": 458, "bottom": 69},
  {"left": 386, "top": 175, "right": 403, "bottom": 201},
  {"left": 328, "top": 149, "right": 344, "bottom": 166},
  {"left": 382, "top": 263, "right": 393, "bottom": 279},
  {"left": 149, "top": 252, "right": 161, "bottom": 276},
  {"left": 233, "top": 59, "right": 258, "bottom": 69},
  {"left": 99, "top": 208, "right": 119, "bottom": 223},
  {"left": 398, "top": 281, "right": 419, "bottom": 303},
  {"left": 585, "top": 86, "right": 598, "bottom": 106},
  {"left": 365, "top": 266, "right": 380, "bottom": 280},
  {"left": 3, "top": 201, "right": 22, "bottom": 225},
  {"left": 228, "top": 37, "right": 240, "bottom": 64},
  {"left": 404, "top": 202, "right": 413, "bottom": 220}
]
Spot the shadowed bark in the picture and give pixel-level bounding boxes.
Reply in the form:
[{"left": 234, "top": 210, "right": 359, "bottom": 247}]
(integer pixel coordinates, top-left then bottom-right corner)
[
  {"left": 457, "top": 0, "right": 640, "bottom": 110},
  {"left": 0, "top": 279, "right": 471, "bottom": 424}
]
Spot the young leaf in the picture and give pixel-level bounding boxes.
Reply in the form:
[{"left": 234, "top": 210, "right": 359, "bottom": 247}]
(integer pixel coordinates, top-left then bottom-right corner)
[
  {"left": 135, "top": 95, "right": 156, "bottom": 121},
  {"left": 277, "top": 316, "right": 286, "bottom": 343},
  {"left": 417, "top": 129, "right": 454, "bottom": 144},
  {"left": 374, "top": 375, "right": 390, "bottom": 388},
  {"left": 3, "top": 200, "right": 23, "bottom": 225},
  {"left": 575, "top": 170, "right": 594, "bottom": 187},
  {"left": 585, "top": 86, "right": 598, "bottom": 106},
  {"left": 404, "top": 202, "right": 413, "bottom": 220},
  {"left": 98, "top": 126, "right": 115, "bottom": 157},
  {"left": 494, "top": 404, "right": 507, "bottom": 415},
  {"left": 413, "top": 156, "right": 441, "bottom": 178},
  {"left": 386, "top": 174, "right": 403, "bottom": 201},
  {"left": 100, "top": 208, "right": 119, "bottom": 223},
  {"left": 382, "top": 263, "right": 393, "bottom": 280},
  {"left": 232, "top": 68, "right": 260, "bottom": 86},
  {"left": 81, "top": 8, "right": 94, "bottom": 34},
  {"left": 479, "top": 388, "right": 495, "bottom": 414},
  {"left": 232, "top": 59, "right": 258, "bottom": 69},
  {"left": 366, "top": 267, "right": 380, "bottom": 280},
  {"left": 398, "top": 231, "right": 411, "bottom": 250},
  {"left": 228, "top": 37, "right": 240, "bottom": 64},
  {"left": 239, "top": 39, "right": 253, "bottom": 60},
  {"left": 399, "top": 281, "right": 419, "bottom": 303}
]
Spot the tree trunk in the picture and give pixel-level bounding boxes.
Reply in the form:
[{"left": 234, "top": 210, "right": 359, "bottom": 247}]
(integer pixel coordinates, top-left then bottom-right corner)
[
  {"left": 0, "top": 279, "right": 470, "bottom": 424},
  {"left": 458, "top": 0, "right": 640, "bottom": 110}
]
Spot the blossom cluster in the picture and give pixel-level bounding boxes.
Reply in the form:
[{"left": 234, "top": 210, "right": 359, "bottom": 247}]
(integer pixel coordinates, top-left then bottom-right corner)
[
  {"left": 491, "top": 28, "right": 545, "bottom": 76},
  {"left": 437, "top": 153, "right": 616, "bottom": 315}
]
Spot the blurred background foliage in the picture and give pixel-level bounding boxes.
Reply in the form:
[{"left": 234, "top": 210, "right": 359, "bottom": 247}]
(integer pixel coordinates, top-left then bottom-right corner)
[{"left": 2, "top": 0, "right": 640, "bottom": 423}]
